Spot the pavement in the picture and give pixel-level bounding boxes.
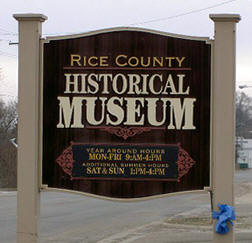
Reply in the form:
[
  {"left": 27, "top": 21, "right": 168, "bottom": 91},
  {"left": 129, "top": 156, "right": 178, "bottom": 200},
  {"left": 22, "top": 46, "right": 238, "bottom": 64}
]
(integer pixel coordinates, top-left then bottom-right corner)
[
  {"left": 1, "top": 169, "right": 252, "bottom": 243},
  {"left": 94, "top": 172, "right": 252, "bottom": 243},
  {"left": 96, "top": 179, "right": 252, "bottom": 243}
]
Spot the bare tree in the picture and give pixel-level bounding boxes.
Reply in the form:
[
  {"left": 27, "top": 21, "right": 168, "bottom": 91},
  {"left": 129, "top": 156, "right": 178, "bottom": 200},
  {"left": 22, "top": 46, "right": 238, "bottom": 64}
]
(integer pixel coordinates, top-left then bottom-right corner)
[
  {"left": 0, "top": 100, "right": 17, "bottom": 140},
  {"left": 0, "top": 96, "right": 17, "bottom": 188},
  {"left": 236, "top": 91, "right": 252, "bottom": 138}
]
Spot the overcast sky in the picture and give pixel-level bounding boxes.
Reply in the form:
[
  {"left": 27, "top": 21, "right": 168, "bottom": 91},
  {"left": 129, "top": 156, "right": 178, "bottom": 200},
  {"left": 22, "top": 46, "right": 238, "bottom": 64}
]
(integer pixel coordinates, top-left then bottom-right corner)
[{"left": 0, "top": 0, "right": 252, "bottom": 101}]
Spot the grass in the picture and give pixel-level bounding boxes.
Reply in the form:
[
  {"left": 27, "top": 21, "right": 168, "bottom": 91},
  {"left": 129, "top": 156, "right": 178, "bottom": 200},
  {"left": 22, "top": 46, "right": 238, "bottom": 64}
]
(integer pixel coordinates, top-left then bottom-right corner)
[{"left": 165, "top": 216, "right": 252, "bottom": 229}]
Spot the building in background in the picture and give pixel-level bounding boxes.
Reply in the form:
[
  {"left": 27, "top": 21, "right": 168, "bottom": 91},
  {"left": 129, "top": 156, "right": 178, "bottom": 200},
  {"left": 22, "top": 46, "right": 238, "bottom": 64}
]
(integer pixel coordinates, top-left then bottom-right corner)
[{"left": 236, "top": 137, "right": 252, "bottom": 168}]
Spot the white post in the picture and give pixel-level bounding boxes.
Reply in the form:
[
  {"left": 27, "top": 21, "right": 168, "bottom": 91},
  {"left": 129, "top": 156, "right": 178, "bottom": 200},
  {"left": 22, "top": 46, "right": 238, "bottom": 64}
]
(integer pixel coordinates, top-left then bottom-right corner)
[
  {"left": 210, "top": 14, "right": 241, "bottom": 243},
  {"left": 13, "top": 14, "right": 47, "bottom": 243}
]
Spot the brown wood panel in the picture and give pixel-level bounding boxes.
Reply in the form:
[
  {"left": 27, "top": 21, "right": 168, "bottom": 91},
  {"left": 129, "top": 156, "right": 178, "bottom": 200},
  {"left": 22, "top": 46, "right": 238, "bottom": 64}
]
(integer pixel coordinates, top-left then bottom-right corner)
[{"left": 42, "top": 30, "right": 211, "bottom": 198}]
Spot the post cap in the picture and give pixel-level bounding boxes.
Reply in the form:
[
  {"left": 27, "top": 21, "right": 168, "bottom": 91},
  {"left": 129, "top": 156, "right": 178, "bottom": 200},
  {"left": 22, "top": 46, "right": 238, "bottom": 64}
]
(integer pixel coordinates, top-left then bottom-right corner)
[
  {"left": 210, "top": 14, "right": 241, "bottom": 23},
  {"left": 13, "top": 13, "right": 48, "bottom": 22}
]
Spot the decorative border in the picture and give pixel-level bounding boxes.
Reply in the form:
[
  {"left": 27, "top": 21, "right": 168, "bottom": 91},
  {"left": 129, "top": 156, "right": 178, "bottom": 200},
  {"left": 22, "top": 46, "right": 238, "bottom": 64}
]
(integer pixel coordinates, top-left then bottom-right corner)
[
  {"left": 87, "top": 126, "right": 165, "bottom": 140},
  {"left": 100, "top": 127, "right": 152, "bottom": 140},
  {"left": 56, "top": 143, "right": 195, "bottom": 182},
  {"left": 177, "top": 146, "right": 195, "bottom": 182},
  {"left": 42, "top": 26, "right": 211, "bottom": 44},
  {"left": 56, "top": 146, "right": 74, "bottom": 178}
]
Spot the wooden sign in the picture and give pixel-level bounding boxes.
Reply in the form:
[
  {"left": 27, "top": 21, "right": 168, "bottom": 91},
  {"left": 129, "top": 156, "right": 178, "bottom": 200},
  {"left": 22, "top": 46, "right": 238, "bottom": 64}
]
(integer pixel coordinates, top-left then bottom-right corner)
[{"left": 42, "top": 28, "right": 211, "bottom": 198}]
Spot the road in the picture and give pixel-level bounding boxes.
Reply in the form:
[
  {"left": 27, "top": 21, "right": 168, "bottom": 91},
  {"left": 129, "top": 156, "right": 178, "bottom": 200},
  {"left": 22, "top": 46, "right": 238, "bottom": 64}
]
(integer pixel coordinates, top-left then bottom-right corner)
[{"left": 0, "top": 169, "right": 251, "bottom": 243}]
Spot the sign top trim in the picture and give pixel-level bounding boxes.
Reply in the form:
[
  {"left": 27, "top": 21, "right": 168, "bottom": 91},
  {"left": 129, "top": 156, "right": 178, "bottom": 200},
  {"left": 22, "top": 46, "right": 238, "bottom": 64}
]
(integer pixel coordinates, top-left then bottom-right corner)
[{"left": 42, "top": 26, "right": 211, "bottom": 44}]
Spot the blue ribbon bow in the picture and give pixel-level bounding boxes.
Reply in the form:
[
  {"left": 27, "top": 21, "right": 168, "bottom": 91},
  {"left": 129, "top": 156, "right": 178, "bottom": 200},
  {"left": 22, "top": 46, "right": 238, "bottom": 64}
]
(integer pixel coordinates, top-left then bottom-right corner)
[{"left": 212, "top": 204, "right": 236, "bottom": 234}]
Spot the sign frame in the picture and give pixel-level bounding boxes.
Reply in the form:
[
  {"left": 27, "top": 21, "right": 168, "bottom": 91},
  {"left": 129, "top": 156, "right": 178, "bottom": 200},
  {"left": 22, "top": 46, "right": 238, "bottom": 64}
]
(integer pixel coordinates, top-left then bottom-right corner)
[
  {"left": 14, "top": 14, "right": 240, "bottom": 243},
  {"left": 40, "top": 27, "right": 213, "bottom": 198}
]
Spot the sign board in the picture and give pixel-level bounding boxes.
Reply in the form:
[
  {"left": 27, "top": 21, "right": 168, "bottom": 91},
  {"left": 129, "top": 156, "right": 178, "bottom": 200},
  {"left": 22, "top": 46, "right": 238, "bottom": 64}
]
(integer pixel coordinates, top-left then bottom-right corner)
[{"left": 42, "top": 28, "right": 211, "bottom": 198}]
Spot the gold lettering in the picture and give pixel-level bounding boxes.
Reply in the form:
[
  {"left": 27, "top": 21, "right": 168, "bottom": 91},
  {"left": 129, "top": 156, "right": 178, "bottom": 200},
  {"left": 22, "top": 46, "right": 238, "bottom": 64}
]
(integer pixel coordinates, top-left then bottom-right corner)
[
  {"left": 102, "top": 168, "right": 108, "bottom": 174},
  {"left": 88, "top": 56, "right": 98, "bottom": 67},
  {"left": 165, "top": 57, "right": 175, "bottom": 67},
  {"left": 88, "top": 167, "right": 101, "bottom": 174},
  {"left": 153, "top": 57, "right": 163, "bottom": 67},
  {"left": 115, "top": 54, "right": 127, "bottom": 67},
  {"left": 108, "top": 167, "right": 125, "bottom": 175},
  {"left": 140, "top": 57, "right": 151, "bottom": 67},
  {"left": 128, "top": 56, "right": 139, "bottom": 67},
  {"left": 89, "top": 153, "right": 95, "bottom": 160},
  {"left": 176, "top": 57, "right": 186, "bottom": 67},
  {"left": 83, "top": 56, "right": 86, "bottom": 66},
  {"left": 100, "top": 56, "right": 109, "bottom": 66},
  {"left": 70, "top": 54, "right": 81, "bottom": 66}
]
